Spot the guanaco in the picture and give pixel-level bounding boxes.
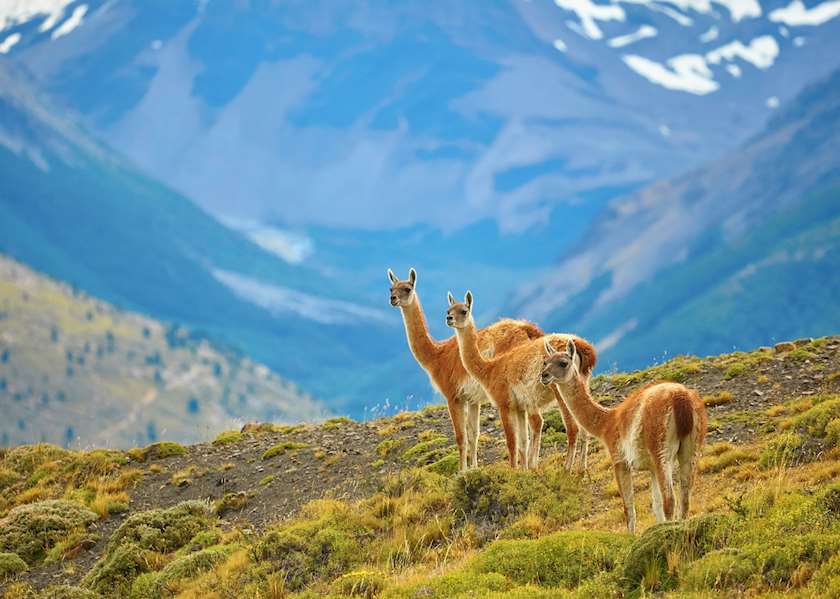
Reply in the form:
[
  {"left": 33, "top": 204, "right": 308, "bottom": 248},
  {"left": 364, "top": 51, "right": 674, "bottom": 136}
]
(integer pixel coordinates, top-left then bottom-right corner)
[
  {"left": 541, "top": 338, "right": 707, "bottom": 532},
  {"left": 446, "top": 291, "right": 594, "bottom": 470},
  {"left": 388, "top": 268, "right": 542, "bottom": 471}
]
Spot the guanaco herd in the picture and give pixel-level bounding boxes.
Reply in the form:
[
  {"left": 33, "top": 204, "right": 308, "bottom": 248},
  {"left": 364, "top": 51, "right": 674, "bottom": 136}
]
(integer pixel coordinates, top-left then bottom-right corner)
[{"left": 388, "top": 267, "right": 707, "bottom": 533}]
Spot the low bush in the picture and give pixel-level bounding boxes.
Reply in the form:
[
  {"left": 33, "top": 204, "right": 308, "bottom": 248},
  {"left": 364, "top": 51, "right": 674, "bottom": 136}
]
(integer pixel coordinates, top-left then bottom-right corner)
[
  {"left": 0, "top": 500, "right": 98, "bottom": 564},
  {"left": 474, "top": 530, "right": 632, "bottom": 588},
  {"left": 0, "top": 552, "right": 27, "bottom": 581},
  {"left": 622, "top": 514, "right": 731, "bottom": 594},
  {"left": 451, "top": 460, "right": 586, "bottom": 537}
]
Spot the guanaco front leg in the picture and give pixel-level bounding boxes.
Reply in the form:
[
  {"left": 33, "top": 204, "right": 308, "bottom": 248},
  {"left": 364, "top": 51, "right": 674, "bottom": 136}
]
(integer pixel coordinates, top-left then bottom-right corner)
[
  {"left": 528, "top": 411, "right": 544, "bottom": 469},
  {"left": 496, "top": 402, "right": 518, "bottom": 468},
  {"left": 614, "top": 461, "right": 636, "bottom": 533},
  {"left": 465, "top": 401, "right": 481, "bottom": 469},
  {"left": 445, "top": 397, "right": 468, "bottom": 472},
  {"left": 513, "top": 409, "right": 528, "bottom": 469}
]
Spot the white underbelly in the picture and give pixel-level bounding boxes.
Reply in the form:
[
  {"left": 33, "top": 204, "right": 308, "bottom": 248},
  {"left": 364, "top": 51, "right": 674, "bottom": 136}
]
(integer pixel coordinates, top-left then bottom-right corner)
[{"left": 458, "top": 376, "right": 487, "bottom": 406}]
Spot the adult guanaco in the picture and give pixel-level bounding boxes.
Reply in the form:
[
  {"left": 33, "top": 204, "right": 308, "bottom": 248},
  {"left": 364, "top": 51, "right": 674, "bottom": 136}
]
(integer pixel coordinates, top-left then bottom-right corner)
[
  {"left": 541, "top": 338, "right": 707, "bottom": 532},
  {"left": 388, "top": 268, "right": 542, "bottom": 471},
  {"left": 445, "top": 291, "right": 594, "bottom": 470}
]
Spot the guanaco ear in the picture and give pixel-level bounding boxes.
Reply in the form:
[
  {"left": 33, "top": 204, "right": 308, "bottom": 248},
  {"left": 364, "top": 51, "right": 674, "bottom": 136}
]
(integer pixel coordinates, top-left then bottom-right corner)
[
  {"left": 387, "top": 269, "right": 398, "bottom": 285},
  {"left": 447, "top": 291, "right": 456, "bottom": 306},
  {"left": 465, "top": 290, "right": 473, "bottom": 310},
  {"left": 566, "top": 338, "right": 576, "bottom": 358},
  {"left": 408, "top": 268, "right": 417, "bottom": 287},
  {"left": 544, "top": 338, "right": 556, "bottom": 356}
]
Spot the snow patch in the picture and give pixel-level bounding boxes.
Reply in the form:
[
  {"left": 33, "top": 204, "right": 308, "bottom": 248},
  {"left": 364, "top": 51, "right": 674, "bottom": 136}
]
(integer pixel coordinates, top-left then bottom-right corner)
[
  {"left": 0, "top": 0, "right": 73, "bottom": 33},
  {"left": 51, "top": 4, "right": 86, "bottom": 40},
  {"left": 622, "top": 53, "right": 719, "bottom": 94},
  {"left": 699, "top": 25, "right": 719, "bottom": 42},
  {"left": 0, "top": 32, "right": 20, "bottom": 53},
  {"left": 554, "top": 0, "right": 626, "bottom": 40},
  {"left": 219, "top": 217, "right": 313, "bottom": 264},
  {"left": 608, "top": 25, "right": 657, "bottom": 47},
  {"left": 706, "top": 36, "right": 779, "bottom": 70},
  {"left": 212, "top": 270, "right": 389, "bottom": 326},
  {"left": 769, "top": 0, "right": 840, "bottom": 26},
  {"left": 623, "top": 35, "right": 778, "bottom": 94}
]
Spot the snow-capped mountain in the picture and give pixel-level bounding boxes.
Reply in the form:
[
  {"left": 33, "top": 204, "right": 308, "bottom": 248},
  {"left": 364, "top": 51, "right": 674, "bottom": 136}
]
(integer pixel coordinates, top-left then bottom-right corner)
[
  {"left": 1, "top": 0, "right": 839, "bottom": 414},
  {"left": 509, "top": 65, "right": 840, "bottom": 368},
  {"left": 2, "top": 0, "right": 839, "bottom": 235}
]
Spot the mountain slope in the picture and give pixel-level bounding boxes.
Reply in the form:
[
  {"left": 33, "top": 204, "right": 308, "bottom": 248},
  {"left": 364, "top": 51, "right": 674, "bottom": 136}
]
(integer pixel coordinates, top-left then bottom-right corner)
[
  {"left": 512, "top": 66, "right": 840, "bottom": 369},
  {"left": 0, "top": 337, "right": 838, "bottom": 597},
  {"left": 2, "top": 0, "right": 840, "bottom": 234},
  {"left": 0, "top": 255, "right": 325, "bottom": 448},
  {"left": 0, "top": 64, "right": 398, "bottom": 414}
]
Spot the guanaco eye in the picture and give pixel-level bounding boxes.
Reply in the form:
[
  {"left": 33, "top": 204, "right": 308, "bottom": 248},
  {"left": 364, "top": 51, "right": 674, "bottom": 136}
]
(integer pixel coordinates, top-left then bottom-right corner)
[{"left": 460, "top": 309, "right": 467, "bottom": 315}]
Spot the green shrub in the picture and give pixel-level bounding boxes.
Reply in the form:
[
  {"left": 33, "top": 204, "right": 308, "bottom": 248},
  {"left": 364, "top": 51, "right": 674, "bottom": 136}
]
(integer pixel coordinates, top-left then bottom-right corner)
[
  {"left": 0, "top": 500, "right": 98, "bottom": 564},
  {"left": 0, "top": 467, "right": 20, "bottom": 491},
  {"left": 375, "top": 439, "right": 403, "bottom": 458},
  {"left": 758, "top": 432, "right": 805, "bottom": 469},
  {"left": 131, "top": 442, "right": 187, "bottom": 461},
  {"left": 0, "top": 552, "right": 27, "bottom": 581},
  {"left": 451, "top": 461, "right": 585, "bottom": 535},
  {"left": 381, "top": 570, "right": 512, "bottom": 599},
  {"left": 128, "top": 544, "right": 237, "bottom": 598},
  {"left": 723, "top": 363, "right": 747, "bottom": 380},
  {"left": 323, "top": 416, "right": 353, "bottom": 430},
  {"left": 215, "top": 492, "right": 248, "bottom": 516},
  {"left": 680, "top": 549, "right": 757, "bottom": 591},
  {"left": 810, "top": 552, "right": 840, "bottom": 598},
  {"left": 256, "top": 501, "right": 379, "bottom": 592},
  {"left": 262, "top": 441, "right": 309, "bottom": 459},
  {"left": 425, "top": 453, "right": 459, "bottom": 476},
  {"left": 401, "top": 436, "right": 449, "bottom": 465},
  {"left": 622, "top": 514, "right": 731, "bottom": 594},
  {"left": 330, "top": 569, "right": 386, "bottom": 598},
  {"left": 681, "top": 534, "right": 840, "bottom": 592},
  {"left": 180, "top": 529, "right": 223, "bottom": 554},
  {"left": 105, "top": 501, "right": 214, "bottom": 554},
  {"left": 793, "top": 396, "right": 840, "bottom": 441},
  {"left": 34, "top": 585, "right": 100, "bottom": 599},
  {"left": 82, "top": 543, "right": 155, "bottom": 597},
  {"left": 474, "top": 530, "right": 632, "bottom": 588},
  {"left": 212, "top": 430, "right": 244, "bottom": 446}
]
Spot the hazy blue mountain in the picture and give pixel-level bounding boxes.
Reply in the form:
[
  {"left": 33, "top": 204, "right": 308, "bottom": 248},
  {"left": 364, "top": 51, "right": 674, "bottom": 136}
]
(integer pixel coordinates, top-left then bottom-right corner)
[
  {"left": 0, "top": 64, "right": 398, "bottom": 415},
  {"left": 2, "top": 1, "right": 840, "bottom": 421},
  {"left": 3, "top": 0, "right": 840, "bottom": 236},
  {"left": 510, "top": 67, "right": 840, "bottom": 369}
]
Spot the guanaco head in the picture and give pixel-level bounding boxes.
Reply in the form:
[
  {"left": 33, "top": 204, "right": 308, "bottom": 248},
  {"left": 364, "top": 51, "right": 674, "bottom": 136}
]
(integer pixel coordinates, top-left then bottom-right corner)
[
  {"left": 445, "top": 290, "right": 473, "bottom": 329},
  {"left": 540, "top": 338, "right": 579, "bottom": 385},
  {"left": 387, "top": 268, "right": 417, "bottom": 307}
]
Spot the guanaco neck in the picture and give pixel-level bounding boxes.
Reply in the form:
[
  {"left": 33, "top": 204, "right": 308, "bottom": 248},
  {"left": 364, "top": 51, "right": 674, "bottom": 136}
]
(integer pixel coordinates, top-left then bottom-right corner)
[
  {"left": 554, "top": 374, "right": 610, "bottom": 439},
  {"left": 453, "top": 318, "right": 491, "bottom": 382},
  {"left": 399, "top": 294, "right": 442, "bottom": 368}
]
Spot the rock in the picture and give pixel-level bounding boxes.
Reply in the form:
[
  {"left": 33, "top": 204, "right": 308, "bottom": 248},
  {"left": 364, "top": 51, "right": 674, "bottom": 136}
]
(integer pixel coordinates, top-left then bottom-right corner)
[
  {"left": 793, "top": 338, "right": 813, "bottom": 347},
  {"left": 753, "top": 390, "right": 763, "bottom": 396},
  {"left": 758, "top": 346, "right": 773, "bottom": 353},
  {"left": 775, "top": 342, "right": 796, "bottom": 353}
]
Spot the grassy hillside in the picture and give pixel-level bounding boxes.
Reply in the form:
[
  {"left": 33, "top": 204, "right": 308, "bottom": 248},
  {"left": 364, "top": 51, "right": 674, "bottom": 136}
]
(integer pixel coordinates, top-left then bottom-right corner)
[
  {"left": 0, "top": 256, "right": 324, "bottom": 448},
  {"left": 0, "top": 64, "right": 397, "bottom": 415},
  {"left": 0, "top": 337, "right": 838, "bottom": 597}
]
